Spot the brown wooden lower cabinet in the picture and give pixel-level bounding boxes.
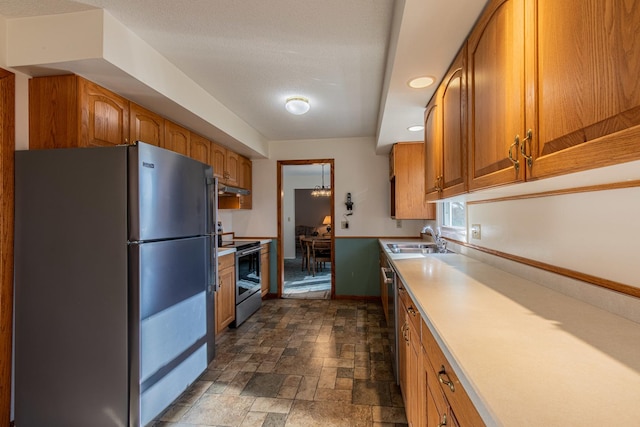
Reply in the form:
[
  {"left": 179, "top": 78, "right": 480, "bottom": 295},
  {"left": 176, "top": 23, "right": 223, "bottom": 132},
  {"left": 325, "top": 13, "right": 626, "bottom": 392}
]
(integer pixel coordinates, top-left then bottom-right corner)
[
  {"left": 260, "top": 243, "right": 270, "bottom": 297},
  {"left": 215, "top": 253, "right": 235, "bottom": 335},
  {"left": 421, "top": 317, "right": 485, "bottom": 427},
  {"left": 397, "top": 282, "right": 424, "bottom": 427},
  {"left": 395, "top": 273, "right": 485, "bottom": 426}
]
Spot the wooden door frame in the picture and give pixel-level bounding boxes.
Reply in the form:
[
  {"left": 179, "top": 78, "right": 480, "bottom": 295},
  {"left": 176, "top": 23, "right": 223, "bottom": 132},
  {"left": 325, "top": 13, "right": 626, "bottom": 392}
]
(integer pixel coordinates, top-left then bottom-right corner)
[
  {"left": 0, "top": 68, "right": 15, "bottom": 424},
  {"left": 277, "top": 160, "right": 335, "bottom": 298}
]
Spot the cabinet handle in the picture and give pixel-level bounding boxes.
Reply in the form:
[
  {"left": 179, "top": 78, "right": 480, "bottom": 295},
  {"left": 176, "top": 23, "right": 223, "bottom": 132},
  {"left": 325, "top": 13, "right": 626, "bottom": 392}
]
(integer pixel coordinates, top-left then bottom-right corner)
[
  {"left": 402, "top": 322, "right": 410, "bottom": 342},
  {"left": 435, "top": 175, "right": 443, "bottom": 192},
  {"left": 407, "top": 306, "right": 417, "bottom": 317},
  {"left": 520, "top": 129, "right": 533, "bottom": 168},
  {"left": 438, "top": 365, "right": 455, "bottom": 392},
  {"left": 508, "top": 135, "right": 520, "bottom": 174},
  {"left": 437, "top": 413, "right": 447, "bottom": 427},
  {"left": 380, "top": 267, "right": 393, "bottom": 284}
]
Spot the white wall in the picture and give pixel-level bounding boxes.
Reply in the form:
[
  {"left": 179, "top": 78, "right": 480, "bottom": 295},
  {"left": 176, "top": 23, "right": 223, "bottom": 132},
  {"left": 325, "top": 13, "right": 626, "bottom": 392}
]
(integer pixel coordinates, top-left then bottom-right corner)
[
  {"left": 1, "top": 15, "right": 29, "bottom": 150},
  {"left": 229, "top": 137, "right": 432, "bottom": 239},
  {"left": 466, "top": 186, "right": 640, "bottom": 288}
]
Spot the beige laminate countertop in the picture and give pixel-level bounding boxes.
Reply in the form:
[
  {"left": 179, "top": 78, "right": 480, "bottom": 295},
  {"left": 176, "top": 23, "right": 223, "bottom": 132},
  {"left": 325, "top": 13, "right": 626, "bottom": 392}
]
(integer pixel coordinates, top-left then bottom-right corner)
[{"left": 379, "top": 239, "right": 640, "bottom": 426}]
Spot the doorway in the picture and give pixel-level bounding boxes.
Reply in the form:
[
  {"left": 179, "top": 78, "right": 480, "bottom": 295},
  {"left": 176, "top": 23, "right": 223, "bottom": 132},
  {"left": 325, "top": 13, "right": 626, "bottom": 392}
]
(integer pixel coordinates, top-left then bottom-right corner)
[{"left": 277, "top": 160, "right": 335, "bottom": 299}]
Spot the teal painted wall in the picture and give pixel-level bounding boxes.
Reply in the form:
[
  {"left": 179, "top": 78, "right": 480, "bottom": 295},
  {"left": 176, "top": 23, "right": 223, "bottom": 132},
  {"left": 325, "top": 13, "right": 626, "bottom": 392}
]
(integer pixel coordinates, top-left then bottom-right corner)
[
  {"left": 334, "top": 238, "right": 380, "bottom": 297},
  {"left": 271, "top": 238, "right": 380, "bottom": 297}
]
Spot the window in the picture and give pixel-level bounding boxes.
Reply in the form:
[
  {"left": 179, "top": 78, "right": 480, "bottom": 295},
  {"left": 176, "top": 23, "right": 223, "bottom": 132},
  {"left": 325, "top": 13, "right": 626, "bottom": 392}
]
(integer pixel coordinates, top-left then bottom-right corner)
[{"left": 441, "top": 201, "right": 466, "bottom": 228}]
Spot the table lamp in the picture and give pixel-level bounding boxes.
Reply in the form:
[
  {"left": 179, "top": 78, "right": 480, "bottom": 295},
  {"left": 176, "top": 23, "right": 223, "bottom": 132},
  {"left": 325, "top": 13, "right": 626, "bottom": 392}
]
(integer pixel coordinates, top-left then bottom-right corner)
[{"left": 323, "top": 215, "right": 332, "bottom": 233}]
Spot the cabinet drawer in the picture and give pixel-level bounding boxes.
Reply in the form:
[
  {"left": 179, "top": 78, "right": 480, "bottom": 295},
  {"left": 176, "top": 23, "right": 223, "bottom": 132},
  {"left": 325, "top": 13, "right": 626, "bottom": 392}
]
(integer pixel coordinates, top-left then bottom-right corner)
[
  {"left": 424, "top": 347, "right": 448, "bottom": 418},
  {"left": 421, "top": 318, "right": 485, "bottom": 427},
  {"left": 218, "top": 253, "right": 235, "bottom": 270},
  {"left": 398, "top": 282, "right": 421, "bottom": 333}
]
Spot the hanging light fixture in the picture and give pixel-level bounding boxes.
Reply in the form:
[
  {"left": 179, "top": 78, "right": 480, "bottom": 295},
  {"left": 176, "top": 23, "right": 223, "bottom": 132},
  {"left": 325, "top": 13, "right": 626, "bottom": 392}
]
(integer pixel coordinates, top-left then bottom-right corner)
[{"left": 311, "top": 164, "right": 331, "bottom": 197}]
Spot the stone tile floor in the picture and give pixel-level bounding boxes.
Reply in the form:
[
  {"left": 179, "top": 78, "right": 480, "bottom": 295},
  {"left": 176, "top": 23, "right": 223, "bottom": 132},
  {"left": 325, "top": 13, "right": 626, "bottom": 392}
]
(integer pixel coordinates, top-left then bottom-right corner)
[{"left": 152, "top": 298, "right": 407, "bottom": 427}]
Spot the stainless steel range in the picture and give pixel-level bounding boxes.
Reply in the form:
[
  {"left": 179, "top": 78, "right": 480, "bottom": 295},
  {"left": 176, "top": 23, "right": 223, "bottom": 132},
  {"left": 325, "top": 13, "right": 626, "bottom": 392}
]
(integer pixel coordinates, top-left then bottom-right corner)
[{"left": 219, "top": 240, "right": 262, "bottom": 326}]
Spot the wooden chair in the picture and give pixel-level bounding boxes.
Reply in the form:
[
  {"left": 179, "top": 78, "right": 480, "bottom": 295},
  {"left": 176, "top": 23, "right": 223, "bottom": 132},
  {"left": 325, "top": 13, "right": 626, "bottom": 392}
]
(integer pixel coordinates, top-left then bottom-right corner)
[
  {"left": 311, "top": 240, "right": 331, "bottom": 276},
  {"left": 299, "top": 235, "right": 308, "bottom": 271}
]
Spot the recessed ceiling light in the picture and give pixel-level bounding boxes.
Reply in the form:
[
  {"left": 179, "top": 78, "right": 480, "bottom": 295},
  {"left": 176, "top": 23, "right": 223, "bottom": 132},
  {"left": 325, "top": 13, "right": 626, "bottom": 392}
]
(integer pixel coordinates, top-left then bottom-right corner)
[
  {"left": 408, "top": 125, "right": 424, "bottom": 132},
  {"left": 408, "top": 76, "right": 435, "bottom": 89},
  {"left": 285, "top": 96, "right": 310, "bottom": 115}
]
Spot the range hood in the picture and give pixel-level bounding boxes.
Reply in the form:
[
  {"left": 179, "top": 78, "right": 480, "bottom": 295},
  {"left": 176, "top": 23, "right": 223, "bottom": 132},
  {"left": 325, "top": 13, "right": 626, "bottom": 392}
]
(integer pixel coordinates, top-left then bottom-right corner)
[{"left": 218, "top": 184, "right": 250, "bottom": 196}]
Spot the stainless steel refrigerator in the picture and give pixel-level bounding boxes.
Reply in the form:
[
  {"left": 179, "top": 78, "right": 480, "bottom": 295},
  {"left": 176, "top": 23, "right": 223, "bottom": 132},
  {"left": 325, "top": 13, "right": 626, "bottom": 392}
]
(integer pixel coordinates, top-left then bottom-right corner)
[{"left": 13, "top": 142, "right": 217, "bottom": 426}]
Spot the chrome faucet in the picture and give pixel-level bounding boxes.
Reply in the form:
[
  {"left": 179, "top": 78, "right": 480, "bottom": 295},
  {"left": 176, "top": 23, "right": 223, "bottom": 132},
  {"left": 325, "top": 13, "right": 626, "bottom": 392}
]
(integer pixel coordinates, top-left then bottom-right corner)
[
  {"left": 421, "top": 225, "right": 440, "bottom": 241},
  {"left": 421, "top": 225, "right": 447, "bottom": 253}
]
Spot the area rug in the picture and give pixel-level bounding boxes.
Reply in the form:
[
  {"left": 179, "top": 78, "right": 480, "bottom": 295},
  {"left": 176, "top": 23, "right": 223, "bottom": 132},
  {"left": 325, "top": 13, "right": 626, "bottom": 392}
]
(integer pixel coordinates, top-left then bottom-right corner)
[{"left": 283, "top": 256, "right": 331, "bottom": 299}]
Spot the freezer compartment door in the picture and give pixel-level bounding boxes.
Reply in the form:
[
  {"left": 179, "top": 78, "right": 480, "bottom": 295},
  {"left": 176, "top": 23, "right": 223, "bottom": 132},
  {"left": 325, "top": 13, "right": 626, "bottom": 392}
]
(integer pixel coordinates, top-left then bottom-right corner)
[
  {"left": 129, "top": 142, "right": 213, "bottom": 241},
  {"left": 129, "top": 236, "right": 214, "bottom": 426}
]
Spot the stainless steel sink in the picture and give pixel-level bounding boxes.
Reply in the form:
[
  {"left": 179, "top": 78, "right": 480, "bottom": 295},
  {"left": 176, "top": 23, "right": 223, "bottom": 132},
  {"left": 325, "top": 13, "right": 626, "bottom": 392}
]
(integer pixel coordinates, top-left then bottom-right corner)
[{"left": 386, "top": 243, "right": 453, "bottom": 254}]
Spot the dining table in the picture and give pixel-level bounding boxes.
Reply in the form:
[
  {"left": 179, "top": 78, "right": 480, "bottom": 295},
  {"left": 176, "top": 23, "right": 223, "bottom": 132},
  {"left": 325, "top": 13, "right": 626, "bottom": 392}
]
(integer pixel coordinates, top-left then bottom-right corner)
[{"left": 300, "top": 235, "right": 332, "bottom": 275}]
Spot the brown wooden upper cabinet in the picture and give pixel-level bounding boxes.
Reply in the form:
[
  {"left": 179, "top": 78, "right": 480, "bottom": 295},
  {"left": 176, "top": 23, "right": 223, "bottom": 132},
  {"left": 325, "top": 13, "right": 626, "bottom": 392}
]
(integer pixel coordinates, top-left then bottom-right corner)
[
  {"left": 130, "top": 102, "right": 164, "bottom": 147},
  {"left": 438, "top": 44, "right": 467, "bottom": 199},
  {"left": 467, "top": 0, "right": 640, "bottom": 191},
  {"left": 526, "top": 0, "right": 640, "bottom": 179},
  {"left": 424, "top": 98, "right": 441, "bottom": 201},
  {"left": 30, "top": 75, "right": 130, "bottom": 149},
  {"left": 467, "top": 0, "right": 526, "bottom": 190},
  {"left": 189, "top": 133, "right": 212, "bottom": 165},
  {"left": 390, "top": 142, "right": 436, "bottom": 220},
  {"left": 238, "top": 155, "right": 252, "bottom": 209},
  {"left": 212, "top": 143, "right": 239, "bottom": 186},
  {"left": 424, "top": 42, "right": 468, "bottom": 202},
  {"left": 163, "top": 121, "right": 190, "bottom": 157}
]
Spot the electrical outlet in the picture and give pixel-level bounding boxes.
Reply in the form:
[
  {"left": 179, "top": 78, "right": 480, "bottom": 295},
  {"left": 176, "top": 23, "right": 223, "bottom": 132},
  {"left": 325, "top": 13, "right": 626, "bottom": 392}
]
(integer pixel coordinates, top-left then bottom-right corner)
[
  {"left": 471, "top": 224, "right": 481, "bottom": 240},
  {"left": 341, "top": 221, "right": 348, "bottom": 229},
  {"left": 396, "top": 219, "right": 402, "bottom": 228}
]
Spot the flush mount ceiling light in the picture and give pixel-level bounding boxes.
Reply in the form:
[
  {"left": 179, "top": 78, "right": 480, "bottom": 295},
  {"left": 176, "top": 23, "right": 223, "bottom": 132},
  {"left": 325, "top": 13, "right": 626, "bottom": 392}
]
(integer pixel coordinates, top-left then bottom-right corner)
[
  {"left": 285, "top": 96, "right": 310, "bottom": 115},
  {"left": 408, "top": 125, "right": 424, "bottom": 132},
  {"left": 408, "top": 76, "right": 435, "bottom": 89}
]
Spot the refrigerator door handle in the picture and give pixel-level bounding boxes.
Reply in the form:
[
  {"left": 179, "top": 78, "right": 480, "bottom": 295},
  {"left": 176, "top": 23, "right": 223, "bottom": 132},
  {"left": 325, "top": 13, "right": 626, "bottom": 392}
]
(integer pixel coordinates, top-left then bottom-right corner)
[
  {"left": 207, "top": 235, "right": 217, "bottom": 293},
  {"left": 206, "top": 176, "right": 217, "bottom": 234}
]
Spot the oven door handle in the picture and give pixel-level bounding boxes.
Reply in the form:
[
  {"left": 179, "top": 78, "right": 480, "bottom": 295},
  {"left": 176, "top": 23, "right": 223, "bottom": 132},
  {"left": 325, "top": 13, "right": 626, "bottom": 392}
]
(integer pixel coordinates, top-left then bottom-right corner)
[{"left": 236, "top": 247, "right": 261, "bottom": 257}]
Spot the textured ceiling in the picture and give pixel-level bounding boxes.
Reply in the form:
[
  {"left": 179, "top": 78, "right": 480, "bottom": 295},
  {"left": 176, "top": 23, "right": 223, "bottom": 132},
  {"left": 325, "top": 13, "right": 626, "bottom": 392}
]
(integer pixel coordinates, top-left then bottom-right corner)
[{"left": 0, "top": 0, "right": 489, "bottom": 154}]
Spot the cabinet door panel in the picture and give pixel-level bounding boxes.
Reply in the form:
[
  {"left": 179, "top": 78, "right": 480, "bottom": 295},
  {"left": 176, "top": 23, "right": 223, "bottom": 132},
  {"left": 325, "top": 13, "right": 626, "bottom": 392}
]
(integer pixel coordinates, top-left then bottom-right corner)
[
  {"left": 424, "top": 101, "right": 441, "bottom": 201},
  {"left": 468, "top": 0, "right": 525, "bottom": 190},
  {"left": 260, "top": 250, "right": 269, "bottom": 297},
  {"left": 216, "top": 265, "right": 235, "bottom": 335},
  {"left": 211, "top": 143, "right": 226, "bottom": 181},
  {"left": 163, "top": 121, "right": 190, "bottom": 156},
  {"left": 530, "top": 0, "right": 640, "bottom": 178},
  {"left": 130, "top": 103, "right": 164, "bottom": 147},
  {"left": 440, "top": 45, "right": 467, "bottom": 198},
  {"left": 190, "top": 134, "right": 211, "bottom": 166},
  {"left": 80, "top": 79, "right": 129, "bottom": 147},
  {"left": 226, "top": 151, "right": 239, "bottom": 185}
]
